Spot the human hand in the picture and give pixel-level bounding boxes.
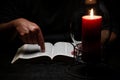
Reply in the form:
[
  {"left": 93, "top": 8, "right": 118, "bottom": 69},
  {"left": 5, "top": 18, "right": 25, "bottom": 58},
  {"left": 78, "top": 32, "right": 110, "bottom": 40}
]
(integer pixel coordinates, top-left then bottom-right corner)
[
  {"left": 12, "top": 18, "right": 45, "bottom": 52},
  {"left": 101, "top": 30, "right": 117, "bottom": 45}
]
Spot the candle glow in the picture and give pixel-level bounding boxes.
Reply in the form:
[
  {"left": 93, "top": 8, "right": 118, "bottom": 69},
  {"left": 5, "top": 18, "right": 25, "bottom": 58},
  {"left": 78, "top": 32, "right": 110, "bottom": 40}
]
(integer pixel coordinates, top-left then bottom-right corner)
[
  {"left": 85, "top": 0, "right": 96, "bottom": 5},
  {"left": 90, "top": 8, "right": 94, "bottom": 19},
  {"left": 81, "top": 8, "right": 102, "bottom": 62}
]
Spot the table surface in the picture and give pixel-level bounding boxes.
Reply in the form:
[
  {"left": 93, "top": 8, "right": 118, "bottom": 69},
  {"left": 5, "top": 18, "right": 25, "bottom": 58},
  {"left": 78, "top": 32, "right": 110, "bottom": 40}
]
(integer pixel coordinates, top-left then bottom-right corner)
[
  {"left": 1, "top": 40, "right": 120, "bottom": 80},
  {"left": 0, "top": 61, "right": 120, "bottom": 80}
]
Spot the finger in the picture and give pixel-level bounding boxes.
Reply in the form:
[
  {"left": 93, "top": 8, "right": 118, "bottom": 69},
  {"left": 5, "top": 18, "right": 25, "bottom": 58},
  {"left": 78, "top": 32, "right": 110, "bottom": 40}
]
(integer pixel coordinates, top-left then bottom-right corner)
[
  {"left": 28, "top": 25, "right": 39, "bottom": 44},
  {"left": 24, "top": 31, "right": 34, "bottom": 44},
  {"left": 109, "top": 32, "right": 117, "bottom": 42},
  {"left": 20, "top": 35, "right": 28, "bottom": 43},
  {"left": 18, "top": 28, "right": 31, "bottom": 44},
  {"left": 24, "top": 34, "right": 32, "bottom": 44},
  {"left": 37, "top": 29, "right": 45, "bottom": 52},
  {"left": 27, "top": 25, "right": 38, "bottom": 44},
  {"left": 101, "top": 30, "right": 110, "bottom": 44},
  {"left": 29, "top": 31, "right": 38, "bottom": 44},
  {"left": 19, "top": 32, "right": 28, "bottom": 43}
]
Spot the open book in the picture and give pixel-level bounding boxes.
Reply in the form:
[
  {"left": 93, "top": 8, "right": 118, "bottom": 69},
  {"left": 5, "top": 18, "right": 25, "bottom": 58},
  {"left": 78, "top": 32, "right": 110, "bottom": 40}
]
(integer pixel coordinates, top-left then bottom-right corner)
[{"left": 11, "top": 42, "right": 76, "bottom": 64}]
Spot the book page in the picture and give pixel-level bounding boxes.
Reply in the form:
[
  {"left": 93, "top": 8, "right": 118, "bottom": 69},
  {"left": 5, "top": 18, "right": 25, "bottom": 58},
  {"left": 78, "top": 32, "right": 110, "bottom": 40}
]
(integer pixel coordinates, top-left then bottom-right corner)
[
  {"left": 52, "top": 42, "right": 74, "bottom": 59},
  {"left": 11, "top": 42, "right": 53, "bottom": 63},
  {"left": 19, "top": 43, "right": 54, "bottom": 59},
  {"left": 11, "top": 42, "right": 75, "bottom": 63}
]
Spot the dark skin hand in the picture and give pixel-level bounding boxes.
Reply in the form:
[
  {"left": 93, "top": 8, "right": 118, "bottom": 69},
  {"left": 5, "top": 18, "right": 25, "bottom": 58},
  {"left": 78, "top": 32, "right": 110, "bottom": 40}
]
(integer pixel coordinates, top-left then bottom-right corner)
[
  {"left": 12, "top": 18, "right": 45, "bottom": 52},
  {"left": 101, "top": 30, "right": 117, "bottom": 45},
  {"left": 10, "top": 18, "right": 45, "bottom": 52}
]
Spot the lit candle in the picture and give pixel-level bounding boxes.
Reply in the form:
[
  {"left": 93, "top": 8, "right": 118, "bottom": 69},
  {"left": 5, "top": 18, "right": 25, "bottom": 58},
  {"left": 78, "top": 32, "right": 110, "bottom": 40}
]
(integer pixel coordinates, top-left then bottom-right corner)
[{"left": 82, "top": 8, "right": 102, "bottom": 62}]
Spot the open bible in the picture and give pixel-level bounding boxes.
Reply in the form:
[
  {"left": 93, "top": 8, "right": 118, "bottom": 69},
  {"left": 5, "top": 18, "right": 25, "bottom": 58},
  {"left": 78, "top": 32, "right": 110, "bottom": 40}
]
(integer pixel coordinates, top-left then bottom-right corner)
[{"left": 11, "top": 42, "right": 75, "bottom": 64}]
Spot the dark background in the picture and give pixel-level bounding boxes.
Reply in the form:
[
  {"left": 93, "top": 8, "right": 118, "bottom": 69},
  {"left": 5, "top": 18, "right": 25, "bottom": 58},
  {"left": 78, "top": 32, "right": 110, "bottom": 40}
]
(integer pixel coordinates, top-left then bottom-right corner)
[{"left": 0, "top": 0, "right": 120, "bottom": 80}]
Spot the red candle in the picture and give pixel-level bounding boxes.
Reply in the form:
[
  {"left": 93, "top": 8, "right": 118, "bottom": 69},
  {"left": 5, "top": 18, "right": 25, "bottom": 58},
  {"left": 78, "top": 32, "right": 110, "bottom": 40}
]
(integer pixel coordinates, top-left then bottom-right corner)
[{"left": 82, "top": 9, "right": 102, "bottom": 62}]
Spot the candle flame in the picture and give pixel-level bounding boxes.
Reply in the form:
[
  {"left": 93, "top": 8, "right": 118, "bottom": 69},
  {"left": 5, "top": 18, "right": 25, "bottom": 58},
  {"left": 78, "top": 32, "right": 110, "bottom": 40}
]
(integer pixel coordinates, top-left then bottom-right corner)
[{"left": 90, "top": 8, "right": 94, "bottom": 19}]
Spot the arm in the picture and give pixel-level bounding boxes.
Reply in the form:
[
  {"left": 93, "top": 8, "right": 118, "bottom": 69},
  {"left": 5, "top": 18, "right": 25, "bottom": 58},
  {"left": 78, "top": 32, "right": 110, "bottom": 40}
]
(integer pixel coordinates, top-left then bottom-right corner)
[
  {"left": 0, "top": 18, "right": 45, "bottom": 52},
  {"left": 100, "top": 0, "right": 118, "bottom": 45}
]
